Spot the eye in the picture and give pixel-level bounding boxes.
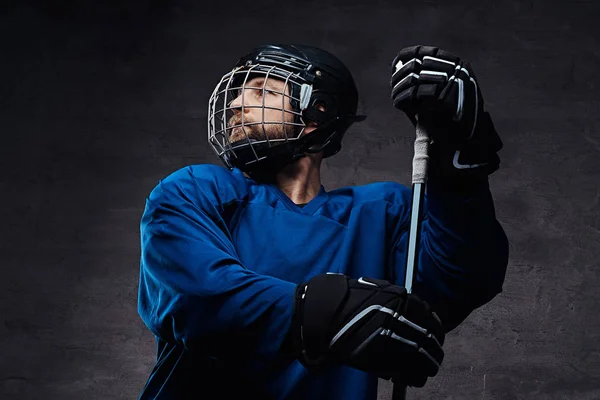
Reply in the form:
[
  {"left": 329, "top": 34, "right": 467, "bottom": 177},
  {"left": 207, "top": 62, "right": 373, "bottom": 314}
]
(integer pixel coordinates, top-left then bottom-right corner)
[{"left": 256, "top": 88, "right": 276, "bottom": 97}]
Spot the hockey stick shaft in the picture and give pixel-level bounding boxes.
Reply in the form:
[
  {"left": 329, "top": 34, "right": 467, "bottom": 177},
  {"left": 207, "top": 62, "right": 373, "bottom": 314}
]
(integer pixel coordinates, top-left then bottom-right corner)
[{"left": 392, "top": 122, "right": 430, "bottom": 400}]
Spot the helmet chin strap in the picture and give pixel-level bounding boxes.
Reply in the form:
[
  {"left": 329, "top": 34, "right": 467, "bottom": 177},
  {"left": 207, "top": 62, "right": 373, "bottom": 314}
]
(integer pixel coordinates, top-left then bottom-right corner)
[
  {"left": 297, "top": 113, "right": 366, "bottom": 155},
  {"left": 296, "top": 117, "right": 342, "bottom": 153},
  {"left": 302, "top": 130, "right": 336, "bottom": 154}
]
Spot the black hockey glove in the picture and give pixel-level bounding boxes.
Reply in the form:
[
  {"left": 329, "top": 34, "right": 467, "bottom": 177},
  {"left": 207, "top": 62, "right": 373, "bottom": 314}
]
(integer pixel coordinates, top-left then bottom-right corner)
[
  {"left": 390, "top": 45, "right": 503, "bottom": 188},
  {"left": 290, "top": 273, "right": 444, "bottom": 388}
]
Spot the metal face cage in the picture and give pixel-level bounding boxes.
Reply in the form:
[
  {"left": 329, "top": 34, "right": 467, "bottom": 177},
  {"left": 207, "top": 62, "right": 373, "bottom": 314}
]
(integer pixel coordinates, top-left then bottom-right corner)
[{"left": 207, "top": 64, "right": 313, "bottom": 169}]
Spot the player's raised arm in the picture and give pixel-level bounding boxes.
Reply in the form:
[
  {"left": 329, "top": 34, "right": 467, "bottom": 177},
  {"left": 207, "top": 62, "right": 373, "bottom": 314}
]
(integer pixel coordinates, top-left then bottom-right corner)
[
  {"left": 389, "top": 46, "right": 509, "bottom": 332},
  {"left": 138, "top": 166, "right": 296, "bottom": 361}
]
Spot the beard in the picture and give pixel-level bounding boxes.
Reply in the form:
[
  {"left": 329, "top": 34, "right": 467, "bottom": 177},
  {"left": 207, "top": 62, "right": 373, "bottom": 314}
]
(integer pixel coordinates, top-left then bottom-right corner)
[{"left": 227, "top": 114, "right": 296, "bottom": 144}]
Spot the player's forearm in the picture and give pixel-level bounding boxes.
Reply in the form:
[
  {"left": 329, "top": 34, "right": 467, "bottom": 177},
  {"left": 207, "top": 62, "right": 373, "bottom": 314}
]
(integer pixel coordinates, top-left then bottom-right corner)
[
  {"left": 418, "top": 178, "right": 509, "bottom": 330},
  {"left": 139, "top": 251, "right": 296, "bottom": 360},
  {"left": 425, "top": 177, "right": 508, "bottom": 279}
]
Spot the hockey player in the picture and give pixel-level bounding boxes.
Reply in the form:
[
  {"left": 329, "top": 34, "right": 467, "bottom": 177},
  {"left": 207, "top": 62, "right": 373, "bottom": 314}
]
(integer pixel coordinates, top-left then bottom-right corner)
[{"left": 137, "top": 44, "right": 509, "bottom": 399}]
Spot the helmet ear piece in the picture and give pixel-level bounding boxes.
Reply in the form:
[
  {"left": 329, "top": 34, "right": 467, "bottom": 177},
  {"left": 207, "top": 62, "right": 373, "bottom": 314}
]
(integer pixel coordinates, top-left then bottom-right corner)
[
  {"left": 310, "top": 97, "right": 333, "bottom": 115},
  {"left": 303, "top": 95, "right": 337, "bottom": 126}
]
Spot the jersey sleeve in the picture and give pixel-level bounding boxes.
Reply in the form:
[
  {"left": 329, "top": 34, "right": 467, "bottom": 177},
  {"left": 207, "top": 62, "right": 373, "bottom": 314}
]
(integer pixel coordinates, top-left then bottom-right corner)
[
  {"left": 137, "top": 165, "right": 296, "bottom": 363},
  {"left": 390, "top": 178, "right": 509, "bottom": 332}
]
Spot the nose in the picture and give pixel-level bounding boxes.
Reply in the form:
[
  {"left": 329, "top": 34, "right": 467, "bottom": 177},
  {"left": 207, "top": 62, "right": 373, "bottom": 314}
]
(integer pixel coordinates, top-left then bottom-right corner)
[
  {"left": 229, "top": 92, "right": 242, "bottom": 113},
  {"left": 230, "top": 88, "right": 253, "bottom": 112}
]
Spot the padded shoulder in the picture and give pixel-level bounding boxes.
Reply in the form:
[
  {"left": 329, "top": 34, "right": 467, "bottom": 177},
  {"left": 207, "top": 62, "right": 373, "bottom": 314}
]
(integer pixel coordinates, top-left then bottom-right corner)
[{"left": 149, "top": 164, "right": 250, "bottom": 212}]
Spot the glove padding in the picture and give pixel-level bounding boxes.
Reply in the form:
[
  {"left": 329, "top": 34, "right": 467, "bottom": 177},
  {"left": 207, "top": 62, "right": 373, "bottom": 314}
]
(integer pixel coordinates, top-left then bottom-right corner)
[
  {"left": 291, "top": 273, "right": 444, "bottom": 387},
  {"left": 390, "top": 45, "right": 503, "bottom": 186}
]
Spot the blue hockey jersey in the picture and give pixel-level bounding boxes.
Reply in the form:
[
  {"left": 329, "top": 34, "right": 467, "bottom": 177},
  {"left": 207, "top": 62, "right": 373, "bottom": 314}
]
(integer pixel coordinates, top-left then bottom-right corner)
[{"left": 137, "top": 164, "right": 508, "bottom": 400}]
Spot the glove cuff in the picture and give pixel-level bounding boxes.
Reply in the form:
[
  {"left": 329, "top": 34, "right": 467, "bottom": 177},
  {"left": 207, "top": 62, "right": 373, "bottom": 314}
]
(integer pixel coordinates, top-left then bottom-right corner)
[
  {"left": 427, "top": 111, "right": 502, "bottom": 187},
  {"left": 290, "top": 281, "right": 334, "bottom": 370}
]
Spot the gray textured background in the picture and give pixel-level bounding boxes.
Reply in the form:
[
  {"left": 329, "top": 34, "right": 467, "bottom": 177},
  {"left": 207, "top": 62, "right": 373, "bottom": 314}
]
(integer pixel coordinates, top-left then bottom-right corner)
[{"left": 1, "top": 0, "right": 599, "bottom": 399}]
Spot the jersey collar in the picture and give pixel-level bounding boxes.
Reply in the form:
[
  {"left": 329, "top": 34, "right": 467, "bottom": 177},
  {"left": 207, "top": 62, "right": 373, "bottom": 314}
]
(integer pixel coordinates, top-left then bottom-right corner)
[{"left": 267, "top": 184, "right": 329, "bottom": 215}]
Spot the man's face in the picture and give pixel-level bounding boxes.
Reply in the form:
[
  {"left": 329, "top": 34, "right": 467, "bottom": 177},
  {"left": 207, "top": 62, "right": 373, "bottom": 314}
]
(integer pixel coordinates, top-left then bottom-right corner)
[{"left": 227, "top": 76, "right": 297, "bottom": 144}]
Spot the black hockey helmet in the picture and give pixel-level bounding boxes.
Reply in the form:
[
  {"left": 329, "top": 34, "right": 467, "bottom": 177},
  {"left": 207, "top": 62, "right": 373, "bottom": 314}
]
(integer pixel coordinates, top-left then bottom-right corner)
[{"left": 207, "top": 44, "right": 366, "bottom": 177}]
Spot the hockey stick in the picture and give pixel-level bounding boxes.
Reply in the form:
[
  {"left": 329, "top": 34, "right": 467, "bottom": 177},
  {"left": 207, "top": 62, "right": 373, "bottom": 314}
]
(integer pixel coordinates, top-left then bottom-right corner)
[{"left": 392, "top": 121, "right": 430, "bottom": 400}]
